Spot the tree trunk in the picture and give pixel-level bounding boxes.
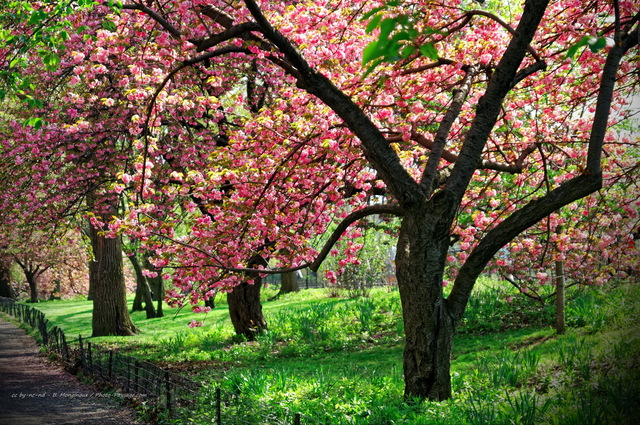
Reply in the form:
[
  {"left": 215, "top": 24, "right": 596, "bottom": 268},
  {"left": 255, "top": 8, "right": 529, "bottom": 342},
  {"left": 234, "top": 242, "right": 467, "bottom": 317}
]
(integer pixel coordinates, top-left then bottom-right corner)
[
  {"left": 555, "top": 259, "right": 566, "bottom": 334},
  {"left": 25, "top": 271, "right": 39, "bottom": 303},
  {"left": 395, "top": 209, "right": 455, "bottom": 401},
  {"left": 131, "top": 260, "right": 144, "bottom": 312},
  {"left": 49, "top": 280, "right": 61, "bottom": 300},
  {"left": 128, "top": 253, "right": 156, "bottom": 318},
  {"left": 278, "top": 271, "right": 299, "bottom": 295},
  {"left": 143, "top": 252, "right": 162, "bottom": 302},
  {"left": 156, "top": 277, "right": 164, "bottom": 317},
  {"left": 143, "top": 253, "right": 163, "bottom": 317},
  {"left": 88, "top": 219, "right": 137, "bottom": 336},
  {"left": 227, "top": 277, "right": 267, "bottom": 340},
  {"left": 205, "top": 295, "right": 215, "bottom": 309},
  {"left": 0, "top": 260, "right": 14, "bottom": 299}
]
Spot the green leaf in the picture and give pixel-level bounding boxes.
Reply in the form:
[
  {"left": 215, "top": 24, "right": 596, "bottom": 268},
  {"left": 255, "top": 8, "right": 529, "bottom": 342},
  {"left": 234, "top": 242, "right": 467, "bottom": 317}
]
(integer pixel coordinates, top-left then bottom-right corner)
[
  {"left": 365, "top": 13, "right": 383, "bottom": 34},
  {"left": 378, "top": 17, "right": 398, "bottom": 40},
  {"left": 566, "top": 35, "right": 607, "bottom": 60},
  {"left": 24, "top": 117, "right": 44, "bottom": 129},
  {"left": 362, "top": 6, "right": 386, "bottom": 23},
  {"left": 40, "top": 51, "right": 61, "bottom": 71},
  {"left": 363, "top": 57, "right": 385, "bottom": 78},
  {"left": 102, "top": 19, "right": 117, "bottom": 32},
  {"left": 419, "top": 42, "right": 439, "bottom": 60},
  {"left": 588, "top": 37, "right": 607, "bottom": 53},
  {"left": 9, "top": 57, "right": 22, "bottom": 68},
  {"left": 400, "top": 45, "right": 417, "bottom": 58},
  {"left": 363, "top": 40, "right": 381, "bottom": 65}
]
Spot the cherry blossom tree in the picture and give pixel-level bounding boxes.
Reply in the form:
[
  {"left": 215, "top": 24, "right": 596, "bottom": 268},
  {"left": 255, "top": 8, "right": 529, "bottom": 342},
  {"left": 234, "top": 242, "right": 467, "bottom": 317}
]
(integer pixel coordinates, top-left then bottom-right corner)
[
  {"left": 118, "top": 0, "right": 638, "bottom": 400},
  {"left": 0, "top": 1, "right": 143, "bottom": 335},
  {"left": 1, "top": 227, "right": 89, "bottom": 302},
  {"left": 1, "top": 0, "right": 638, "bottom": 400}
]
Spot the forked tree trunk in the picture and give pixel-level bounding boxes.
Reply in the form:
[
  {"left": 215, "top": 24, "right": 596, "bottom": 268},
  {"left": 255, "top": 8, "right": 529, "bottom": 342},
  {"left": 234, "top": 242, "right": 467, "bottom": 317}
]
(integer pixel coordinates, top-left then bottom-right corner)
[
  {"left": 395, "top": 209, "right": 455, "bottom": 401},
  {"left": 25, "top": 271, "right": 39, "bottom": 303},
  {"left": 227, "top": 277, "right": 267, "bottom": 340},
  {"left": 88, "top": 215, "right": 137, "bottom": 336},
  {"left": 129, "top": 253, "right": 156, "bottom": 318}
]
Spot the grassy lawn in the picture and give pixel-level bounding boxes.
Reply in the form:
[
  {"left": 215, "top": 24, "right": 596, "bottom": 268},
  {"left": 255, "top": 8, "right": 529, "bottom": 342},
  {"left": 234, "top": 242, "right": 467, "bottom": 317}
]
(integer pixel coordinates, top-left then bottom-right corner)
[{"left": 27, "top": 279, "right": 640, "bottom": 424}]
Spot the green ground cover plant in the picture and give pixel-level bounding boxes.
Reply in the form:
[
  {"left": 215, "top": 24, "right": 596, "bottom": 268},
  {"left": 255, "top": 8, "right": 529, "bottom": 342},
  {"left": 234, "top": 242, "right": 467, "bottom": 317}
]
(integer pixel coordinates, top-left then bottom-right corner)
[{"left": 29, "top": 279, "right": 640, "bottom": 424}]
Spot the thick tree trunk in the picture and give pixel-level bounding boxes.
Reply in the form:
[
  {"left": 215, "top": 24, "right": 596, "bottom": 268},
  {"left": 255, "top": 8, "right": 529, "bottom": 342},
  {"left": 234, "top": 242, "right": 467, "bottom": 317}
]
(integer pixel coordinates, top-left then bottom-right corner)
[
  {"left": 88, "top": 221, "right": 137, "bottom": 336},
  {"left": 0, "top": 260, "right": 14, "bottom": 299},
  {"left": 227, "top": 278, "right": 267, "bottom": 340},
  {"left": 395, "top": 209, "right": 455, "bottom": 401},
  {"left": 278, "top": 271, "right": 299, "bottom": 295}
]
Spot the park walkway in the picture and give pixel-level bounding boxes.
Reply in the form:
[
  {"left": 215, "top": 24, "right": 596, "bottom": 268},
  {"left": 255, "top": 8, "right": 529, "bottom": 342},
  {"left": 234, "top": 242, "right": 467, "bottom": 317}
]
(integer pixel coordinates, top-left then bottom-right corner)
[{"left": 0, "top": 317, "right": 146, "bottom": 425}]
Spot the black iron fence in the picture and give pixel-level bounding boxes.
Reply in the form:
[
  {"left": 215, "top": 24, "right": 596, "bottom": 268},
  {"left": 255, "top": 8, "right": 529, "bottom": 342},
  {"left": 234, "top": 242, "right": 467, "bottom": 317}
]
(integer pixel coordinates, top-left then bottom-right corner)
[
  {"left": 0, "top": 297, "right": 199, "bottom": 421},
  {"left": 0, "top": 297, "right": 314, "bottom": 424}
]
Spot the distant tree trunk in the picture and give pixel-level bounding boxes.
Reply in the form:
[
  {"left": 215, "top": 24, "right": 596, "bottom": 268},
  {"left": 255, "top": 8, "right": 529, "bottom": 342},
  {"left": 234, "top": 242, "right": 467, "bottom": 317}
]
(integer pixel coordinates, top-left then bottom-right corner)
[
  {"left": 205, "top": 294, "right": 215, "bottom": 309},
  {"left": 88, "top": 196, "right": 137, "bottom": 337},
  {"left": 228, "top": 256, "right": 267, "bottom": 340},
  {"left": 555, "top": 259, "right": 566, "bottom": 334},
  {"left": 156, "top": 278, "right": 164, "bottom": 317},
  {"left": 0, "top": 259, "right": 15, "bottom": 299},
  {"left": 13, "top": 259, "right": 46, "bottom": 303},
  {"left": 278, "top": 271, "right": 299, "bottom": 296},
  {"left": 49, "top": 280, "right": 61, "bottom": 300},
  {"left": 128, "top": 253, "right": 156, "bottom": 318},
  {"left": 143, "top": 253, "right": 163, "bottom": 317},
  {"left": 24, "top": 270, "right": 39, "bottom": 303}
]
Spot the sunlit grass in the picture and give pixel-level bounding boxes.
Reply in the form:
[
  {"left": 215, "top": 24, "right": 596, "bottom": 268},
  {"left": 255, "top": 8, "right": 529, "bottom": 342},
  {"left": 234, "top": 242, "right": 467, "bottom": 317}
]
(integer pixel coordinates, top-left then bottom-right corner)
[{"left": 26, "top": 280, "right": 640, "bottom": 424}]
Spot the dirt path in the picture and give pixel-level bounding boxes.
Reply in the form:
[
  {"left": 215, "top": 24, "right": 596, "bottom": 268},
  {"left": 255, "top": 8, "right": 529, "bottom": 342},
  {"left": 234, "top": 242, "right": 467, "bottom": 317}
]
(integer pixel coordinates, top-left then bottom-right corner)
[{"left": 0, "top": 316, "right": 147, "bottom": 425}]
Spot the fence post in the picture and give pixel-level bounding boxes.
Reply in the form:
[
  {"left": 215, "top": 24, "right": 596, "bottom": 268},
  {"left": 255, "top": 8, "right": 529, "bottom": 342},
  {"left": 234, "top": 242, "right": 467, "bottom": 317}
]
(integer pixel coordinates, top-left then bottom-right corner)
[
  {"left": 108, "top": 350, "right": 114, "bottom": 380},
  {"left": 78, "top": 335, "right": 84, "bottom": 369},
  {"left": 39, "top": 315, "right": 48, "bottom": 346},
  {"left": 126, "top": 357, "right": 131, "bottom": 393},
  {"left": 216, "top": 388, "right": 221, "bottom": 425},
  {"left": 87, "top": 342, "right": 93, "bottom": 375},
  {"left": 164, "top": 371, "right": 171, "bottom": 414},
  {"left": 60, "top": 330, "right": 68, "bottom": 362},
  {"left": 294, "top": 412, "right": 301, "bottom": 425},
  {"left": 134, "top": 360, "right": 139, "bottom": 394}
]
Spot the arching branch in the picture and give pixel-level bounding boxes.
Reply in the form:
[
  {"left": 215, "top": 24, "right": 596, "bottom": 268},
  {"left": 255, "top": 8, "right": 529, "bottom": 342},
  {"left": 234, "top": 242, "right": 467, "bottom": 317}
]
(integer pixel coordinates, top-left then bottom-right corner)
[{"left": 122, "top": 3, "right": 182, "bottom": 39}]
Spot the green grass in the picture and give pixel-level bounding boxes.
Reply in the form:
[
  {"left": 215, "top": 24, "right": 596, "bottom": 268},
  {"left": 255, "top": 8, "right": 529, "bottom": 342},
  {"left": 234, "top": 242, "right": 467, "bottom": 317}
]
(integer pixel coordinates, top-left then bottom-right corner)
[{"left": 26, "top": 280, "right": 640, "bottom": 424}]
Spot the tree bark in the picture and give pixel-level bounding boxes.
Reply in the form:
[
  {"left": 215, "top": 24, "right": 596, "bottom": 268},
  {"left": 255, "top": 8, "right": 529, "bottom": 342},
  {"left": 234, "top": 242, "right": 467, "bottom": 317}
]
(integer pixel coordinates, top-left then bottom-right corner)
[
  {"left": 87, "top": 201, "right": 137, "bottom": 336},
  {"left": 227, "top": 277, "right": 267, "bottom": 340},
  {"left": 142, "top": 253, "right": 164, "bottom": 317},
  {"left": 25, "top": 270, "right": 38, "bottom": 303},
  {"left": 278, "top": 271, "right": 299, "bottom": 296},
  {"left": 396, "top": 204, "right": 456, "bottom": 401},
  {"left": 128, "top": 253, "right": 156, "bottom": 318}
]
